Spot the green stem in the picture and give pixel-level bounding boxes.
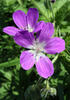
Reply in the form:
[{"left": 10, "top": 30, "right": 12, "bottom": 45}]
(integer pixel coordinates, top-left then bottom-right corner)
[
  {"left": 52, "top": 55, "right": 59, "bottom": 64},
  {"left": 17, "top": 0, "right": 23, "bottom": 6},
  {"left": 50, "top": 1, "right": 55, "bottom": 21},
  {"left": 46, "top": 80, "right": 50, "bottom": 89}
]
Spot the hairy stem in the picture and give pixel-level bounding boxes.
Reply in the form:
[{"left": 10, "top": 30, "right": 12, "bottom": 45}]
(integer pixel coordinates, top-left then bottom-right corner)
[{"left": 52, "top": 55, "right": 59, "bottom": 64}]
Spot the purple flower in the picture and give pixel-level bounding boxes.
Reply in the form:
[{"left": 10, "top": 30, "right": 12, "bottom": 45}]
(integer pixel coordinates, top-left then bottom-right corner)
[
  {"left": 13, "top": 22, "right": 65, "bottom": 78},
  {"left": 3, "top": 8, "right": 43, "bottom": 36}
]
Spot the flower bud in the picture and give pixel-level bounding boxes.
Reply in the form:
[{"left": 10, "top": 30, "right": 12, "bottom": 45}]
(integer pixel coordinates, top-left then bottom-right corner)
[
  {"left": 50, "top": 88, "right": 57, "bottom": 96},
  {"left": 51, "top": 0, "right": 56, "bottom": 3}
]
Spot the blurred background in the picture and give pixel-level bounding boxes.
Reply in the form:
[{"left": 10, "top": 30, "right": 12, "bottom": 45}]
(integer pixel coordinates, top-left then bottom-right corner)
[{"left": 0, "top": 0, "right": 70, "bottom": 100}]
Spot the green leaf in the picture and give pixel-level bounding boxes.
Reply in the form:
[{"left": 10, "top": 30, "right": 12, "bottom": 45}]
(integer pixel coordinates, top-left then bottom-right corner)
[
  {"left": 5, "top": 0, "right": 16, "bottom": 6},
  {"left": 32, "top": 0, "right": 50, "bottom": 21},
  {"left": 55, "top": 0, "right": 70, "bottom": 26},
  {"left": 52, "top": 0, "right": 70, "bottom": 14},
  {"left": 0, "top": 58, "right": 19, "bottom": 68}
]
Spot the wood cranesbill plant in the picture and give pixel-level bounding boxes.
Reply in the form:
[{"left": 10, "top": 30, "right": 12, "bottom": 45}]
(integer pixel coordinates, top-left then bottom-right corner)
[{"left": 3, "top": 8, "right": 65, "bottom": 78}]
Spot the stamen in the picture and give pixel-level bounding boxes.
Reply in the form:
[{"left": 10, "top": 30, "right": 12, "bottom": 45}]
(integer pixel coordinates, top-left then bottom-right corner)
[
  {"left": 27, "top": 24, "right": 34, "bottom": 32},
  {"left": 29, "top": 39, "right": 46, "bottom": 62}
]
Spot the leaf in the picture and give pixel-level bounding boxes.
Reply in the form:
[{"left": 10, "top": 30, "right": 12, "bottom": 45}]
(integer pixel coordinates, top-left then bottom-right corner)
[
  {"left": 52, "top": 0, "right": 70, "bottom": 14},
  {"left": 0, "top": 58, "right": 19, "bottom": 68},
  {"left": 5, "top": 0, "right": 16, "bottom": 6},
  {"left": 32, "top": 0, "right": 50, "bottom": 21},
  {"left": 55, "top": 0, "right": 70, "bottom": 26},
  {"left": 59, "top": 63, "right": 67, "bottom": 77},
  {"left": 0, "top": 70, "right": 12, "bottom": 81}
]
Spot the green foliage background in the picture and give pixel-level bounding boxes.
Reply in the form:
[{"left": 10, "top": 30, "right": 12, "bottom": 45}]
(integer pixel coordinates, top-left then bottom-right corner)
[{"left": 0, "top": 0, "right": 70, "bottom": 100}]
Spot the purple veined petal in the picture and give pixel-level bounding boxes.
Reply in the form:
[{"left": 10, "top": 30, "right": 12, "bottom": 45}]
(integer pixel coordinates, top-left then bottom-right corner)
[
  {"left": 36, "top": 56, "right": 54, "bottom": 78},
  {"left": 27, "top": 8, "right": 39, "bottom": 28},
  {"left": 44, "top": 37, "right": 65, "bottom": 54},
  {"left": 3, "top": 26, "right": 19, "bottom": 36},
  {"left": 14, "top": 30, "right": 35, "bottom": 48},
  {"left": 38, "top": 22, "right": 54, "bottom": 42},
  {"left": 20, "top": 50, "right": 35, "bottom": 70},
  {"left": 36, "top": 31, "right": 50, "bottom": 45},
  {"left": 13, "top": 10, "right": 27, "bottom": 29},
  {"left": 34, "top": 21, "right": 44, "bottom": 33}
]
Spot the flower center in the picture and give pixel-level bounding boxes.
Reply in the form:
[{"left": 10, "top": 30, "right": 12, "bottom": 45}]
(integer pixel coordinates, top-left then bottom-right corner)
[
  {"left": 29, "top": 39, "right": 46, "bottom": 62},
  {"left": 23, "top": 24, "right": 34, "bottom": 32},
  {"left": 27, "top": 24, "right": 34, "bottom": 32},
  {"left": 32, "top": 39, "right": 46, "bottom": 53}
]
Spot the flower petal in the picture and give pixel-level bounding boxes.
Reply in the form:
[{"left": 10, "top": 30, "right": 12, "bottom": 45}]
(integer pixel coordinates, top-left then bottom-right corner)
[
  {"left": 3, "top": 26, "right": 19, "bottom": 36},
  {"left": 20, "top": 50, "right": 35, "bottom": 70},
  {"left": 13, "top": 10, "right": 27, "bottom": 29},
  {"left": 27, "top": 8, "right": 39, "bottom": 28},
  {"left": 36, "top": 56, "right": 54, "bottom": 78},
  {"left": 44, "top": 37, "right": 65, "bottom": 54},
  {"left": 38, "top": 22, "right": 54, "bottom": 42},
  {"left": 14, "top": 30, "right": 35, "bottom": 48},
  {"left": 34, "top": 21, "right": 44, "bottom": 33}
]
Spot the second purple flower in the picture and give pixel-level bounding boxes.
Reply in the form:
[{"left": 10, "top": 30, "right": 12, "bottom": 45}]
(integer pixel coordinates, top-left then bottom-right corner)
[{"left": 3, "top": 8, "right": 43, "bottom": 36}]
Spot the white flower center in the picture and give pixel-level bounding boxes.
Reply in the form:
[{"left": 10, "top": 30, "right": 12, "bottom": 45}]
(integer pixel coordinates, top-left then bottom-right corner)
[
  {"left": 27, "top": 24, "right": 34, "bottom": 32},
  {"left": 29, "top": 39, "right": 46, "bottom": 62},
  {"left": 21, "top": 24, "right": 33, "bottom": 32},
  {"left": 32, "top": 40, "right": 46, "bottom": 52}
]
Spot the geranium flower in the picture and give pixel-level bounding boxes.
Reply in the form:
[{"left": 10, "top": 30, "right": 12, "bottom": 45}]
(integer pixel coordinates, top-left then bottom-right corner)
[
  {"left": 3, "top": 8, "right": 43, "bottom": 36},
  {"left": 13, "top": 22, "right": 65, "bottom": 78}
]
